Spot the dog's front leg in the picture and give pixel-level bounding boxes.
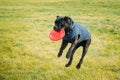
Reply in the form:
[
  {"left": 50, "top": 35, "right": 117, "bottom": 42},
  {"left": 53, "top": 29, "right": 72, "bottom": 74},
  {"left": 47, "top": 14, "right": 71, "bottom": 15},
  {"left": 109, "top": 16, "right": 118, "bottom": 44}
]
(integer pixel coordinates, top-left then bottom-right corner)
[
  {"left": 76, "top": 39, "right": 91, "bottom": 69},
  {"left": 58, "top": 40, "right": 68, "bottom": 57},
  {"left": 65, "top": 35, "right": 78, "bottom": 67}
]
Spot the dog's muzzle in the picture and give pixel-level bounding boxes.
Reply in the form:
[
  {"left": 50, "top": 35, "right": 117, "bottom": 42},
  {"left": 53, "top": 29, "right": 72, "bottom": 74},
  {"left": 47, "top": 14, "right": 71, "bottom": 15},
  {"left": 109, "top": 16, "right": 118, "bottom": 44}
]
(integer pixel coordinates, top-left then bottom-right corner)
[{"left": 53, "top": 26, "right": 60, "bottom": 31}]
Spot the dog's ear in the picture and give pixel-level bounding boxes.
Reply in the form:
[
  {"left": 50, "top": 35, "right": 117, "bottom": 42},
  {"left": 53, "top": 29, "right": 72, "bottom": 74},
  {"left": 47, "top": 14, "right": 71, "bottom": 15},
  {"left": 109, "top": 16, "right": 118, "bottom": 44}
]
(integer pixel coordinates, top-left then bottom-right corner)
[
  {"left": 64, "top": 16, "right": 69, "bottom": 21},
  {"left": 56, "top": 16, "right": 59, "bottom": 18},
  {"left": 64, "top": 16, "right": 72, "bottom": 24}
]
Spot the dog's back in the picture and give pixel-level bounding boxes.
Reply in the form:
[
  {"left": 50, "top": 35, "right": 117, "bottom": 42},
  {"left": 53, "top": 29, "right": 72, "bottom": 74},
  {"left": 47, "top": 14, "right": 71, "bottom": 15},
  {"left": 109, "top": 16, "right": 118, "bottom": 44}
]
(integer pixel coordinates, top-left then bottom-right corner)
[{"left": 63, "top": 21, "right": 91, "bottom": 43}]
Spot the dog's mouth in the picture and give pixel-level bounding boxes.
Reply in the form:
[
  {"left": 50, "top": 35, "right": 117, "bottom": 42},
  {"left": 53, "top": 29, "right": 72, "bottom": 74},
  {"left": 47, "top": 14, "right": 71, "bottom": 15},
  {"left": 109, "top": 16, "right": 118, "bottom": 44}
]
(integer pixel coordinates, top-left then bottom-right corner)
[
  {"left": 53, "top": 26, "right": 64, "bottom": 31},
  {"left": 53, "top": 27, "right": 59, "bottom": 31}
]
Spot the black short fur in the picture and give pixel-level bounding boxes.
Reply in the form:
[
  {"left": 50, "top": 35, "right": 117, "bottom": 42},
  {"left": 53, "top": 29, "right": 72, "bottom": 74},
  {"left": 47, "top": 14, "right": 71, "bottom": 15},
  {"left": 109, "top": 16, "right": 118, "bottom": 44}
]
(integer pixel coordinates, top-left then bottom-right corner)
[{"left": 53, "top": 16, "right": 91, "bottom": 69}]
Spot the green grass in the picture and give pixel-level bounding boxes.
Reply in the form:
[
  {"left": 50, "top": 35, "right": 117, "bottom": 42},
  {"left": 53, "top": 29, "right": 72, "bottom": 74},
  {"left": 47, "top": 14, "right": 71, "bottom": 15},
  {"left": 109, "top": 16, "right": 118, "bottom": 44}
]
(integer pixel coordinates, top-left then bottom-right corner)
[{"left": 0, "top": 0, "right": 120, "bottom": 80}]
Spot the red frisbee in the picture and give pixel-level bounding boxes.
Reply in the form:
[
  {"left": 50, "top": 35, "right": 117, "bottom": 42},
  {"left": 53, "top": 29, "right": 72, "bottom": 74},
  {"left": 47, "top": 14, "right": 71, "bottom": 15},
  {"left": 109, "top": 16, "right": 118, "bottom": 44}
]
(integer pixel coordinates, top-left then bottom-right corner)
[{"left": 49, "top": 29, "right": 65, "bottom": 41}]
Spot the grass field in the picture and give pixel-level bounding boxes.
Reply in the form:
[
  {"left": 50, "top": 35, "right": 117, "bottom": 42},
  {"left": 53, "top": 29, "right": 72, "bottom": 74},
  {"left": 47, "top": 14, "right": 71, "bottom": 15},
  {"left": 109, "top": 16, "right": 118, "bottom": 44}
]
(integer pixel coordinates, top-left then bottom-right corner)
[{"left": 0, "top": 0, "right": 120, "bottom": 80}]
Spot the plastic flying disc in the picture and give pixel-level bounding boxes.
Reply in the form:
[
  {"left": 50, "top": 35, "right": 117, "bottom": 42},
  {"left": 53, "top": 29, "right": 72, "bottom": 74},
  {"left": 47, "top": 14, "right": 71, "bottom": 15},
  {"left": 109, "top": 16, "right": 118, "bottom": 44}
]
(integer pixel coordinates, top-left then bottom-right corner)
[{"left": 49, "top": 29, "right": 65, "bottom": 41}]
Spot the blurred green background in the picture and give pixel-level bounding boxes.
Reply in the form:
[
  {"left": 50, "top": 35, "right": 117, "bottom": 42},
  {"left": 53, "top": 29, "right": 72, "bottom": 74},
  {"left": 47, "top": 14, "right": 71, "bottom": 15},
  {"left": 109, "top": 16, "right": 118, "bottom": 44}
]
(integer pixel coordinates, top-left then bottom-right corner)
[{"left": 0, "top": 0, "right": 120, "bottom": 80}]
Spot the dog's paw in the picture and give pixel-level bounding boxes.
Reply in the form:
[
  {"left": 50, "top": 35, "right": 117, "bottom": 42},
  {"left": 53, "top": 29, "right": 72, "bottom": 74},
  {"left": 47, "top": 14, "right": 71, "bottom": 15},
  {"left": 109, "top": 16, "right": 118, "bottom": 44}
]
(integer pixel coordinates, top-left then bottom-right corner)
[
  {"left": 66, "top": 55, "right": 70, "bottom": 59},
  {"left": 57, "top": 51, "right": 63, "bottom": 57},
  {"left": 65, "top": 63, "right": 71, "bottom": 67},
  {"left": 66, "top": 52, "right": 70, "bottom": 59},
  {"left": 57, "top": 54, "right": 62, "bottom": 57},
  {"left": 76, "top": 64, "right": 81, "bottom": 69}
]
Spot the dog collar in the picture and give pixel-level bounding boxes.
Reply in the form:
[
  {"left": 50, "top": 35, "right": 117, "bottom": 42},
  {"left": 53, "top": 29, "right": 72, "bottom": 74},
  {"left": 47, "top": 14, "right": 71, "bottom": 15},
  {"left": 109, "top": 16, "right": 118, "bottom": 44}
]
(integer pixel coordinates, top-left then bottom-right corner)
[
  {"left": 71, "top": 21, "right": 76, "bottom": 29},
  {"left": 65, "top": 22, "right": 76, "bottom": 35}
]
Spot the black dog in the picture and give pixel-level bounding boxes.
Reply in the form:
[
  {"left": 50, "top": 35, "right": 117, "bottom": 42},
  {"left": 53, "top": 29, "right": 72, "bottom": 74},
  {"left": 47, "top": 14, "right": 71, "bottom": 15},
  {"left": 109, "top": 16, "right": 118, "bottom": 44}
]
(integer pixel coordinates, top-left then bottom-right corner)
[{"left": 53, "top": 16, "right": 91, "bottom": 69}]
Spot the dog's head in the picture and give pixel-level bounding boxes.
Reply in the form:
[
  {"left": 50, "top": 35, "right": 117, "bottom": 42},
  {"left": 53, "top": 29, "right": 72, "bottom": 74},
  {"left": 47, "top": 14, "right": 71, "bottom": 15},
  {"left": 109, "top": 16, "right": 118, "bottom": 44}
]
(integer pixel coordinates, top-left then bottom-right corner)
[{"left": 53, "top": 16, "right": 73, "bottom": 31}]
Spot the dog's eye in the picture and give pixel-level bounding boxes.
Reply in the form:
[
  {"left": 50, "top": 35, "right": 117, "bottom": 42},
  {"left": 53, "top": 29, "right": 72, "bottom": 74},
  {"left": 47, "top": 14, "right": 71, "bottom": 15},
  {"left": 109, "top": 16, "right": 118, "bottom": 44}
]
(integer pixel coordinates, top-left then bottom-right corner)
[{"left": 61, "top": 24, "right": 64, "bottom": 27}]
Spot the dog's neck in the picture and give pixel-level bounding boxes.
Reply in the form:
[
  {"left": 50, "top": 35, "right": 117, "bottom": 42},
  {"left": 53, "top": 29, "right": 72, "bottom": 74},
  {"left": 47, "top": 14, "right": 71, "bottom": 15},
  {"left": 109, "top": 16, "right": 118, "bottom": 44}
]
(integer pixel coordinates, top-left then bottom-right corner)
[{"left": 65, "top": 21, "right": 74, "bottom": 35}]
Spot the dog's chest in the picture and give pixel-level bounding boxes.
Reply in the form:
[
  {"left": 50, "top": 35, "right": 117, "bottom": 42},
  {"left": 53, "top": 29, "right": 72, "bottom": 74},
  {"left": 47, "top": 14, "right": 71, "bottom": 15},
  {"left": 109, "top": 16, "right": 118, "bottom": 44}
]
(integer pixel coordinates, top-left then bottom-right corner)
[{"left": 63, "top": 30, "right": 76, "bottom": 43}]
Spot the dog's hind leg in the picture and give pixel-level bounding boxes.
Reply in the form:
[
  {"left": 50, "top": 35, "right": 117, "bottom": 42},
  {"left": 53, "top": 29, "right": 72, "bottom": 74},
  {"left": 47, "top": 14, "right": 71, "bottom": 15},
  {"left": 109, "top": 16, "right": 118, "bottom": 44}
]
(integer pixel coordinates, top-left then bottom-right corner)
[
  {"left": 65, "top": 35, "right": 79, "bottom": 67},
  {"left": 76, "top": 39, "right": 91, "bottom": 69}
]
